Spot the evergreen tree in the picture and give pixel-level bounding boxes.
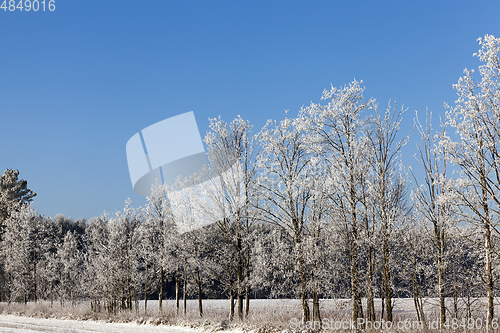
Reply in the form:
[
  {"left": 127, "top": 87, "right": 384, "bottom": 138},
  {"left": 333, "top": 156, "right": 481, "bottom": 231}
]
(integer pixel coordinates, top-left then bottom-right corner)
[{"left": 0, "top": 169, "right": 36, "bottom": 238}]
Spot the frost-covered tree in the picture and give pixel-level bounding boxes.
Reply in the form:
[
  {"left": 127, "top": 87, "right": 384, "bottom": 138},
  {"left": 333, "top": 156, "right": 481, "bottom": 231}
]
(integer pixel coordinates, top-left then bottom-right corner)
[
  {"left": 300, "top": 80, "right": 373, "bottom": 324},
  {"left": 302, "top": 166, "right": 330, "bottom": 323},
  {"left": 57, "top": 231, "right": 82, "bottom": 306},
  {"left": 83, "top": 204, "right": 142, "bottom": 314},
  {"left": 445, "top": 34, "right": 500, "bottom": 328},
  {"left": 144, "top": 181, "right": 174, "bottom": 313},
  {"left": 52, "top": 214, "right": 86, "bottom": 243},
  {"left": 84, "top": 214, "right": 114, "bottom": 313},
  {"left": 366, "top": 101, "right": 410, "bottom": 321},
  {"left": 137, "top": 214, "right": 159, "bottom": 314},
  {"left": 203, "top": 116, "right": 257, "bottom": 320},
  {"left": 256, "top": 114, "right": 313, "bottom": 322},
  {"left": 163, "top": 178, "right": 196, "bottom": 315},
  {"left": 110, "top": 199, "right": 142, "bottom": 311},
  {"left": 1, "top": 205, "right": 53, "bottom": 303},
  {"left": 412, "top": 110, "right": 453, "bottom": 325}
]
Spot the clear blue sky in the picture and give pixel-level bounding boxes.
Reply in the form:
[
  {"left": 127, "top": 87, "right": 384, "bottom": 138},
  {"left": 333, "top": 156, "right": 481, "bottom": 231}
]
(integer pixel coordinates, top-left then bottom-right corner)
[{"left": 1, "top": 1, "right": 499, "bottom": 220}]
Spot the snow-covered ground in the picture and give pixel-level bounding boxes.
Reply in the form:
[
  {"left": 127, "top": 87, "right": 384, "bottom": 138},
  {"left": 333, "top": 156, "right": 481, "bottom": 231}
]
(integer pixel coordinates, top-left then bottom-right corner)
[
  {"left": 0, "top": 314, "right": 204, "bottom": 333},
  {"left": 133, "top": 298, "right": 493, "bottom": 317}
]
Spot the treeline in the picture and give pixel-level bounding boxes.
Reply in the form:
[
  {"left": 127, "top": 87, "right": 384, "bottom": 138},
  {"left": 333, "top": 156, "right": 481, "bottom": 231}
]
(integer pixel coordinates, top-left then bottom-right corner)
[
  {"left": 0, "top": 34, "right": 500, "bottom": 327},
  {"left": 0, "top": 202, "right": 491, "bottom": 321}
]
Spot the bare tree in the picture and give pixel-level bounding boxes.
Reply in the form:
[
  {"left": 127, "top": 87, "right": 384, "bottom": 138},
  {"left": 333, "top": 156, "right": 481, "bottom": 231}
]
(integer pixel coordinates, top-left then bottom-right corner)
[
  {"left": 111, "top": 199, "right": 142, "bottom": 312},
  {"left": 303, "top": 172, "right": 329, "bottom": 323},
  {"left": 85, "top": 214, "right": 119, "bottom": 314},
  {"left": 445, "top": 34, "right": 500, "bottom": 329},
  {"left": 300, "top": 80, "right": 373, "bottom": 324},
  {"left": 202, "top": 116, "right": 257, "bottom": 320},
  {"left": 144, "top": 181, "right": 173, "bottom": 313},
  {"left": 412, "top": 110, "right": 452, "bottom": 325},
  {"left": 367, "top": 101, "right": 410, "bottom": 322},
  {"left": 256, "top": 114, "right": 313, "bottom": 322}
]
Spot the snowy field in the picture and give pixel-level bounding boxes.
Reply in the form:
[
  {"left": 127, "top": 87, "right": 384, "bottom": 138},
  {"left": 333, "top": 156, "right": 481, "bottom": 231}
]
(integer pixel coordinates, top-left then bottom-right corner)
[
  {"left": 126, "top": 298, "right": 495, "bottom": 318},
  {"left": 0, "top": 314, "right": 205, "bottom": 332}
]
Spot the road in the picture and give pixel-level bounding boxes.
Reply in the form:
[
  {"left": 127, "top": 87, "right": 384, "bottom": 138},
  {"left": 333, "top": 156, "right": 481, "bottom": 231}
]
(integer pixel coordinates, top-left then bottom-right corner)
[{"left": 0, "top": 315, "right": 203, "bottom": 333}]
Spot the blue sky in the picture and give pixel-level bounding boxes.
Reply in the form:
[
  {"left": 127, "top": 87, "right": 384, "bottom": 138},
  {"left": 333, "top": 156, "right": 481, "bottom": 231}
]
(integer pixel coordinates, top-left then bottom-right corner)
[{"left": 1, "top": 1, "right": 499, "bottom": 220}]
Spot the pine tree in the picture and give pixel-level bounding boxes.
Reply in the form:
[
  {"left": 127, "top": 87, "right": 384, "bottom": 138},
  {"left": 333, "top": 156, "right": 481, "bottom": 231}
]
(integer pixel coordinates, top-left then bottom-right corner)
[{"left": 0, "top": 169, "right": 36, "bottom": 239}]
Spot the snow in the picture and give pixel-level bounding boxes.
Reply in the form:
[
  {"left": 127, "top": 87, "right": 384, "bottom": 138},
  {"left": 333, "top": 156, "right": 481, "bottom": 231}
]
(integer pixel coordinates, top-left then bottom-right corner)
[{"left": 0, "top": 315, "right": 203, "bottom": 333}]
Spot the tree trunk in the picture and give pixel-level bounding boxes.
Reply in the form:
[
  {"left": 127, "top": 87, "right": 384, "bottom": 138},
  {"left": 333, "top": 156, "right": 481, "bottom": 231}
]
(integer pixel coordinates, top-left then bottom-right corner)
[
  {"left": 297, "top": 249, "right": 310, "bottom": 322},
  {"left": 382, "top": 235, "right": 392, "bottom": 322},
  {"left": 183, "top": 268, "right": 187, "bottom": 315},
  {"left": 229, "top": 281, "right": 235, "bottom": 321},
  {"left": 351, "top": 247, "right": 363, "bottom": 325},
  {"left": 244, "top": 197, "right": 251, "bottom": 319},
  {"left": 453, "top": 264, "right": 458, "bottom": 319},
  {"left": 311, "top": 245, "right": 321, "bottom": 323},
  {"left": 134, "top": 289, "right": 138, "bottom": 314},
  {"left": 438, "top": 255, "right": 446, "bottom": 325},
  {"left": 366, "top": 273, "right": 375, "bottom": 322},
  {"left": 176, "top": 268, "right": 180, "bottom": 314},
  {"left": 245, "top": 262, "right": 250, "bottom": 319},
  {"left": 412, "top": 262, "right": 425, "bottom": 323},
  {"left": 159, "top": 265, "right": 164, "bottom": 313},
  {"left": 295, "top": 234, "right": 310, "bottom": 322},
  {"left": 485, "top": 219, "right": 494, "bottom": 330},
  {"left": 144, "top": 284, "right": 148, "bottom": 314},
  {"left": 71, "top": 273, "right": 76, "bottom": 307},
  {"left": 365, "top": 216, "right": 376, "bottom": 322},
  {"left": 381, "top": 186, "right": 392, "bottom": 323},
  {"left": 380, "top": 279, "right": 385, "bottom": 321},
  {"left": 312, "top": 289, "right": 321, "bottom": 323},
  {"left": 349, "top": 225, "right": 363, "bottom": 325},
  {"left": 196, "top": 268, "right": 203, "bottom": 317},
  {"left": 481, "top": 160, "right": 494, "bottom": 330},
  {"left": 7, "top": 241, "right": 11, "bottom": 304},
  {"left": 349, "top": 176, "right": 363, "bottom": 326},
  {"left": 33, "top": 258, "right": 37, "bottom": 303},
  {"left": 237, "top": 236, "right": 244, "bottom": 320}
]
